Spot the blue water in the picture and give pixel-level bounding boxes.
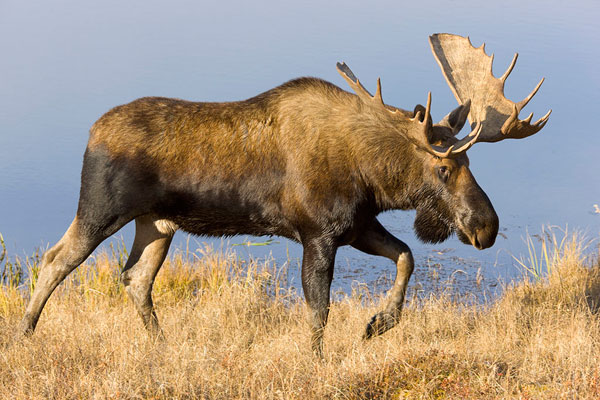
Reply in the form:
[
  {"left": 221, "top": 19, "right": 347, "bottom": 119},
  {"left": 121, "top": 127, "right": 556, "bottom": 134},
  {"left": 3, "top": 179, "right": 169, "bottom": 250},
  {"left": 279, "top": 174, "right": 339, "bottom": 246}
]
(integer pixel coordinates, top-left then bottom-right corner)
[{"left": 1, "top": 0, "right": 598, "bottom": 299}]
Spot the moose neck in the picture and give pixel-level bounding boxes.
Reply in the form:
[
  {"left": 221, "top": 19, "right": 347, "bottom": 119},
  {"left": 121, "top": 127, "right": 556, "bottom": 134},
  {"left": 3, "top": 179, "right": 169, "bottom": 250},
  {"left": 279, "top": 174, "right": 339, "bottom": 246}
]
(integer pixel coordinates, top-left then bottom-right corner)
[{"left": 350, "top": 118, "right": 427, "bottom": 213}]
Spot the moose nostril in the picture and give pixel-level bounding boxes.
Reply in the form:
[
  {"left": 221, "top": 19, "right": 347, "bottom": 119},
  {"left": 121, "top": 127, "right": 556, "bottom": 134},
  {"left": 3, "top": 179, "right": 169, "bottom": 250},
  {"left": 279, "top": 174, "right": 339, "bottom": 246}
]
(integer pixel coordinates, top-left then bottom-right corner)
[{"left": 474, "top": 227, "right": 496, "bottom": 250}]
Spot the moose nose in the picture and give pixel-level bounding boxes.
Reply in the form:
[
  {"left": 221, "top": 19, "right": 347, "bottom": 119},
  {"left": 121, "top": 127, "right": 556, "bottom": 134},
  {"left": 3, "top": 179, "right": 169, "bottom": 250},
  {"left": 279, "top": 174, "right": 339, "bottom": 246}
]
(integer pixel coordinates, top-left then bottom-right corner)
[
  {"left": 473, "top": 219, "right": 499, "bottom": 250},
  {"left": 473, "top": 230, "right": 493, "bottom": 250}
]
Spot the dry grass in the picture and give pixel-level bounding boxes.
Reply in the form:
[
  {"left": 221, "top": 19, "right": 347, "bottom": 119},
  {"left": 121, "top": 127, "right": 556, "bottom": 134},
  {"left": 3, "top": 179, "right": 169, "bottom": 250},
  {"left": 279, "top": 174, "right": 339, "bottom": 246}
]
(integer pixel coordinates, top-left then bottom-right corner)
[{"left": 1, "top": 231, "right": 600, "bottom": 399}]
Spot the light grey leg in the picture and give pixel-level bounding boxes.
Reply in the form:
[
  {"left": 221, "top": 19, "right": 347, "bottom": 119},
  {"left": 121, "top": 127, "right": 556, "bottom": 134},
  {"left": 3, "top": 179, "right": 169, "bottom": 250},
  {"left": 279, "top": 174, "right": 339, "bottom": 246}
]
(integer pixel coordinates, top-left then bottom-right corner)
[
  {"left": 19, "top": 217, "right": 109, "bottom": 335},
  {"left": 121, "top": 215, "right": 174, "bottom": 337}
]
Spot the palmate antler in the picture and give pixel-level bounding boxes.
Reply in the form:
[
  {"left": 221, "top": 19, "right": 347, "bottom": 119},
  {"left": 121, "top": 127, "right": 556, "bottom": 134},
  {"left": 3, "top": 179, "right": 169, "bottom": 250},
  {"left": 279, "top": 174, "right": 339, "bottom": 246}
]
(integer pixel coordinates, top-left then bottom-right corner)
[
  {"left": 336, "top": 62, "right": 482, "bottom": 158},
  {"left": 429, "top": 33, "right": 551, "bottom": 143}
]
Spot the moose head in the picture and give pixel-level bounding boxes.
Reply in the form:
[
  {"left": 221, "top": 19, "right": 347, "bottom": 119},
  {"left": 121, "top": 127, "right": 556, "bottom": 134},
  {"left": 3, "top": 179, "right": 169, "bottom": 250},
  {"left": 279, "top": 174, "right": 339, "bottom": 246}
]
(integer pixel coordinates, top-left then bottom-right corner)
[{"left": 336, "top": 33, "right": 551, "bottom": 251}]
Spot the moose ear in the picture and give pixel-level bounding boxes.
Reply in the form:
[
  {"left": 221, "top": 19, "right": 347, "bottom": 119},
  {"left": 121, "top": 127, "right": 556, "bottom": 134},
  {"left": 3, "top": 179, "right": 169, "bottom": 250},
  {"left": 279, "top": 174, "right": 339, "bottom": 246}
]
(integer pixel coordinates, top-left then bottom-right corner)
[
  {"left": 412, "top": 104, "right": 426, "bottom": 122},
  {"left": 434, "top": 99, "right": 471, "bottom": 136}
]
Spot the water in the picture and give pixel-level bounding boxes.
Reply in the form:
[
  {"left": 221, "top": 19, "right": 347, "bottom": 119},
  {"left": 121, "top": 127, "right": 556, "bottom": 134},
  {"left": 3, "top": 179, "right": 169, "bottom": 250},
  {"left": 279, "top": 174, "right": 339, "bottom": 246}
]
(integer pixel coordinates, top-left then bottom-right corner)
[{"left": 1, "top": 0, "right": 598, "bottom": 300}]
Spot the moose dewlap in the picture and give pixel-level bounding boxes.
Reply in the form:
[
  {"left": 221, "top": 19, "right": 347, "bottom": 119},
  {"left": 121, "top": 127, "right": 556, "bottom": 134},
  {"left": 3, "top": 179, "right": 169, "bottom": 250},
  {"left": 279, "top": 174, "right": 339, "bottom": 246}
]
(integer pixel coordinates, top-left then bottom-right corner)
[{"left": 19, "top": 33, "right": 550, "bottom": 356}]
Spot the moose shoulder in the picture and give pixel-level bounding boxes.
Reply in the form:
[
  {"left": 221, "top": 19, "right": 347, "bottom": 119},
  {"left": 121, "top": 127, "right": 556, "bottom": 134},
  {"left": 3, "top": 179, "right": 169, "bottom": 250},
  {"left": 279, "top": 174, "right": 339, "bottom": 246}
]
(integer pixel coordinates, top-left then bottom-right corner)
[{"left": 19, "top": 34, "right": 550, "bottom": 356}]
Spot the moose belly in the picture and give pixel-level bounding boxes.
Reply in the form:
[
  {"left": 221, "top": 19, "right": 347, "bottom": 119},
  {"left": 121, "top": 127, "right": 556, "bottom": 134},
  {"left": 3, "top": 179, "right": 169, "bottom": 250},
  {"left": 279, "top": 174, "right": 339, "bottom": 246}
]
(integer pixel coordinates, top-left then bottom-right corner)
[{"left": 157, "top": 180, "right": 293, "bottom": 239}]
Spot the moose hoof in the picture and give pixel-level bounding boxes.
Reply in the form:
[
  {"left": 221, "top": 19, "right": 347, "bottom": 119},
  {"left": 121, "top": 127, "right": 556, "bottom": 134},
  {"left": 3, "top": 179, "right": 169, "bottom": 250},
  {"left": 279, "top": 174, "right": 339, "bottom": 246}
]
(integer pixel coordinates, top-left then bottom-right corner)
[
  {"left": 363, "top": 312, "right": 395, "bottom": 340},
  {"left": 16, "top": 318, "right": 36, "bottom": 340}
]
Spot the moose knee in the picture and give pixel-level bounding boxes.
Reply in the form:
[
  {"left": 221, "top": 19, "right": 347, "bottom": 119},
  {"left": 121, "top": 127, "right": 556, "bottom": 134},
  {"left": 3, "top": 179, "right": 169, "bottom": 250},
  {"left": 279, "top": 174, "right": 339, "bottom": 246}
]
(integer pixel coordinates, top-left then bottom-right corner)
[
  {"left": 122, "top": 269, "right": 154, "bottom": 301},
  {"left": 41, "top": 246, "right": 60, "bottom": 266},
  {"left": 396, "top": 249, "right": 414, "bottom": 274},
  {"left": 122, "top": 270, "right": 148, "bottom": 290}
]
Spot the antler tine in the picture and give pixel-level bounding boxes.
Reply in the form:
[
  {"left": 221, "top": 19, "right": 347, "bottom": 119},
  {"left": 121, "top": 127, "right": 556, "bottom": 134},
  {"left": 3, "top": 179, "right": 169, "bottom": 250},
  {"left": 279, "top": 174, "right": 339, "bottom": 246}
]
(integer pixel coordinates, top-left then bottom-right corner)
[
  {"left": 426, "top": 120, "right": 483, "bottom": 158},
  {"left": 374, "top": 78, "right": 383, "bottom": 104},
  {"left": 535, "top": 109, "right": 552, "bottom": 126},
  {"left": 424, "top": 92, "right": 432, "bottom": 124},
  {"left": 336, "top": 62, "right": 385, "bottom": 107},
  {"left": 336, "top": 62, "right": 371, "bottom": 100},
  {"left": 405, "top": 92, "right": 442, "bottom": 157},
  {"left": 531, "top": 109, "right": 552, "bottom": 131},
  {"left": 409, "top": 92, "right": 432, "bottom": 126},
  {"left": 517, "top": 77, "right": 545, "bottom": 111},
  {"left": 500, "top": 53, "right": 518, "bottom": 83},
  {"left": 500, "top": 105, "right": 519, "bottom": 135},
  {"left": 453, "top": 121, "right": 482, "bottom": 152},
  {"left": 535, "top": 111, "right": 551, "bottom": 130}
]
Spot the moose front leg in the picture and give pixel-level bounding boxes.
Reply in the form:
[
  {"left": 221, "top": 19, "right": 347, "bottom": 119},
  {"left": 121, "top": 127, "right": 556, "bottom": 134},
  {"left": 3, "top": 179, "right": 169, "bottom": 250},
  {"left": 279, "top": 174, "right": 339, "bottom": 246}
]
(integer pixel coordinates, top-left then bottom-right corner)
[
  {"left": 301, "top": 235, "right": 337, "bottom": 357},
  {"left": 351, "top": 218, "right": 414, "bottom": 339}
]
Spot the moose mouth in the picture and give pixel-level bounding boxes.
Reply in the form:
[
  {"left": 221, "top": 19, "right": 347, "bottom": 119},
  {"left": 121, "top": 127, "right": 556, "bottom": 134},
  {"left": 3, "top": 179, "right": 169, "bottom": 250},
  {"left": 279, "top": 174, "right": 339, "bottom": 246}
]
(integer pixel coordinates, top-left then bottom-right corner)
[{"left": 457, "top": 228, "right": 475, "bottom": 248}]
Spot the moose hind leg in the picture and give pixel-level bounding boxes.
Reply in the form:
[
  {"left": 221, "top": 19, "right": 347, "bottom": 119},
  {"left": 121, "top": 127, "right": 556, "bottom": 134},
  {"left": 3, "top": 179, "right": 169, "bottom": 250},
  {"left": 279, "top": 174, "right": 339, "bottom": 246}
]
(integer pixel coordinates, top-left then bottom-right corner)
[
  {"left": 19, "top": 217, "right": 111, "bottom": 336},
  {"left": 121, "top": 215, "right": 175, "bottom": 337},
  {"left": 351, "top": 218, "right": 414, "bottom": 339}
]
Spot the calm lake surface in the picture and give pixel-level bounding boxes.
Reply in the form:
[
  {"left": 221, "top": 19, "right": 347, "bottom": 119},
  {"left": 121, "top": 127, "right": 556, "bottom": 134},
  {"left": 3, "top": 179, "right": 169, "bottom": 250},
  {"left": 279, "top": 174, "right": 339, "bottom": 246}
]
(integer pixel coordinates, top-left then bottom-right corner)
[{"left": 1, "top": 1, "right": 598, "bottom": 300}]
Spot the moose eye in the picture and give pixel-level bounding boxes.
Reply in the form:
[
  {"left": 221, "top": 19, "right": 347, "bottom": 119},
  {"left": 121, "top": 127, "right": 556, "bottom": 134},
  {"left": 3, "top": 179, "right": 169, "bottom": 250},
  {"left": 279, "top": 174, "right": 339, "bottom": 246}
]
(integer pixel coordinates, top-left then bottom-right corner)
[{"left": 437, "top": 166, "right": 450, "bottom": 183}]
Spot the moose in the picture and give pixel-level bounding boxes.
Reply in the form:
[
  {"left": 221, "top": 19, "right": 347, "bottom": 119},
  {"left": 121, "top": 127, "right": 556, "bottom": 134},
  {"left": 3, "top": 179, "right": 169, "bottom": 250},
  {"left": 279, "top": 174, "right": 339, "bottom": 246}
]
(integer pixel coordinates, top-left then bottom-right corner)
[{"left": 19, "top": 34, "right": 550, "bottom": 355}]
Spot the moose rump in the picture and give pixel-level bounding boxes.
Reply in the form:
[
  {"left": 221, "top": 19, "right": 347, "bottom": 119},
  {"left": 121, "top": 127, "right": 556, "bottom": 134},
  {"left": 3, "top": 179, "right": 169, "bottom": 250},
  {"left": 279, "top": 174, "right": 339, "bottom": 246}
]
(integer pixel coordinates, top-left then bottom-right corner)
[{"left": 80, "top": 95, "right": 295, "bottom": 238}]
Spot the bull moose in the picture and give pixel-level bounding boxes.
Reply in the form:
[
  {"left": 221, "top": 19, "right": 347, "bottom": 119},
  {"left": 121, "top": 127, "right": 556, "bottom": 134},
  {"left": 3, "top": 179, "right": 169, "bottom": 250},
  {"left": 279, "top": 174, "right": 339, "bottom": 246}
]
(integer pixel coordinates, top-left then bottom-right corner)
[{"left": 19, "top": 34, "right": 550, "bottom": 355}]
